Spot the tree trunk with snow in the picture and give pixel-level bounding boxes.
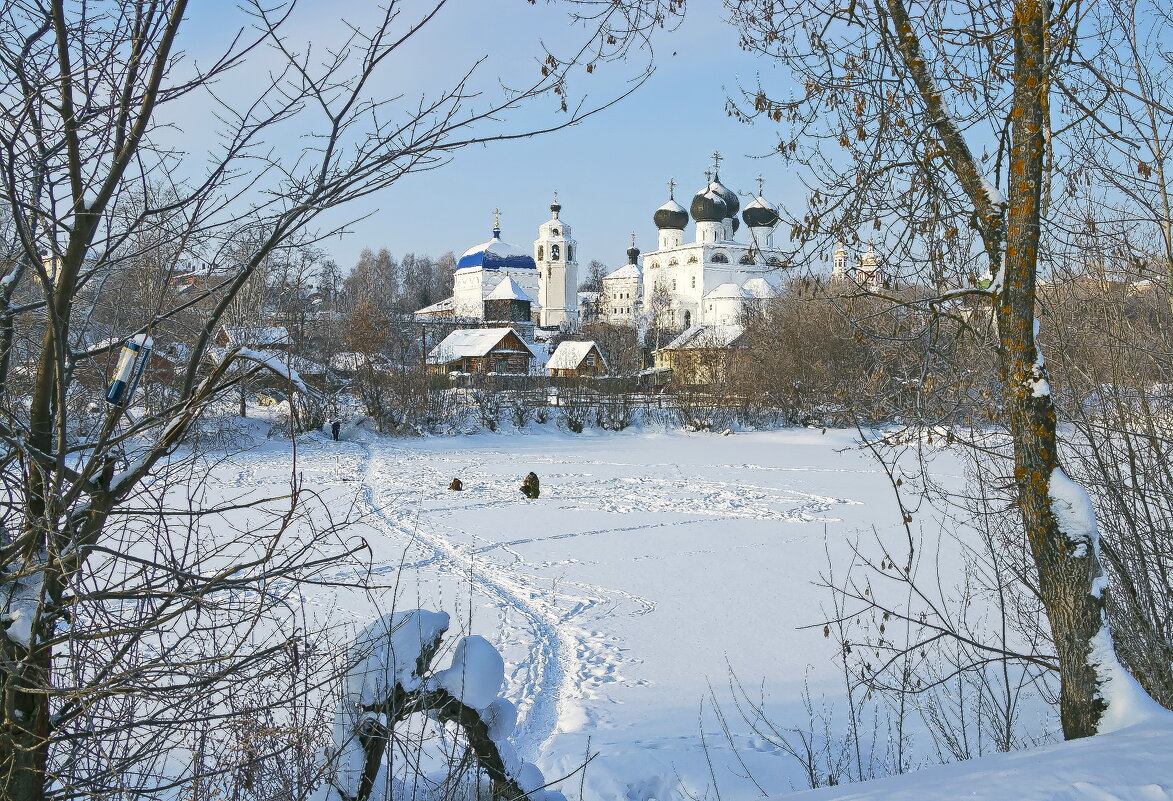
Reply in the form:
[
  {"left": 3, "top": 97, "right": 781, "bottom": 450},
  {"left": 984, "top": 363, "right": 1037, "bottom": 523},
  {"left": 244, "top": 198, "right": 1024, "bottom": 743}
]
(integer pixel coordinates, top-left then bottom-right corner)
[
  {"left": 998, "top": 2, "right": 1109, "bottom": 738},
  {"left": 728, "top": 0, "right": 1151, "bottom": 738}
]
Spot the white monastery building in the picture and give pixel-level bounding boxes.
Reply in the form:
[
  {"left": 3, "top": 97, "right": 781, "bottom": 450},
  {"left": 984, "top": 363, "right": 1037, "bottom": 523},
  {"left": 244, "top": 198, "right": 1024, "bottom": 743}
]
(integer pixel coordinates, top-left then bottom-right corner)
[
  {"left": 419, "top": 156, "right": 885, "bottom": 334},
  {"left": 630, "top": 168, "right": 789, "bottom": 329}
]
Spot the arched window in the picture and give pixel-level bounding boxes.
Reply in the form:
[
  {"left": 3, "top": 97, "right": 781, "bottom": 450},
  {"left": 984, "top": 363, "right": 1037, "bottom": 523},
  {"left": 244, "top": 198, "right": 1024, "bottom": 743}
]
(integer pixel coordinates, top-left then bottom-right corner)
[
  {"left": 711, "top": 252, "right": 729, "bottom": 264},
  {"left": 766, "top": 256, "right": 782, "bottom": 267},
  {"left": 567, "top": 244, "right": 574, "bottom": 261},
  {"left": 683, "top": 310, "right": 691, "bottom": 328},
  {"left": 739, "top": 253, "right": 754, "bottom": 264},
  {"left": 552, "top": 228, "right": 560, "bottom": 236},
  {"left": 551, "top": 244, "right": 560, "bottom": 261},
  {"left": 537, "top": 245, "right": 544, "bottom": 261},
  {"left": 668, "top": 257, "right": 679, "bottom": 266}
]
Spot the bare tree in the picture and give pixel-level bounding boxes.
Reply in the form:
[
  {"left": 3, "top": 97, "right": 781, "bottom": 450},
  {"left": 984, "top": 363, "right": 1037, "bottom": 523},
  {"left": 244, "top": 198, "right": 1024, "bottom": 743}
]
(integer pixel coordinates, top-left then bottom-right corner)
[
  {"left": 726, "top": 0, "right": 1157, "bottom": 738},
  {"left": 0, "top": 1, "right": 680, "bottom": 796}
]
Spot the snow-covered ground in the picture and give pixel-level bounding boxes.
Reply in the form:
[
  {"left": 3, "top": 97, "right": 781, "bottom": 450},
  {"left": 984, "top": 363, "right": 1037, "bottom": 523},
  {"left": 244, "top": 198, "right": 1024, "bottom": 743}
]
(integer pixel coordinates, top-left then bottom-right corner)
[{"left": 205, "top": 423, "right": 1173, "bottom": 801}]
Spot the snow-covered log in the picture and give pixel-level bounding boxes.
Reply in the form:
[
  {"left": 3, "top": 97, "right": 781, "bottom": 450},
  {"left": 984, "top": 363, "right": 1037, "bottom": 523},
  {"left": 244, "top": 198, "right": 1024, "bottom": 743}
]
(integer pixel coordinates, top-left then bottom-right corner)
[{"left": 324, "top": 610, "right": 559, "bottom": 801}]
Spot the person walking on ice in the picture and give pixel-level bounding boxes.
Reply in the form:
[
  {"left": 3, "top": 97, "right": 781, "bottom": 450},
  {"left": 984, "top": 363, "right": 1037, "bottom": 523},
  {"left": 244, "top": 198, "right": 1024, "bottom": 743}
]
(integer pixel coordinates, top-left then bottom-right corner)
[{"left": 520, "top": 472, "right": 540, "bottom": 499}]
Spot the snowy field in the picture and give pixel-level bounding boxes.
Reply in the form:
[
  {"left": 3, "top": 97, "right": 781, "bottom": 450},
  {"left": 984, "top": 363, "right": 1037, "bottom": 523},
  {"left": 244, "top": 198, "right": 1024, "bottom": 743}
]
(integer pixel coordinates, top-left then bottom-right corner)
[{"left": 206, "top": 423, "right": 1173, "bottom": 801}]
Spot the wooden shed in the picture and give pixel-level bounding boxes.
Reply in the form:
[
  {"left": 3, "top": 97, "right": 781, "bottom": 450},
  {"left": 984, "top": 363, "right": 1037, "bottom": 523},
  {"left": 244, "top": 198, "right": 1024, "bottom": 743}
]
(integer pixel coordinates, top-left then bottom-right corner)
[{"left": 546, "top": 340, "right": 607, "bottom": 378}]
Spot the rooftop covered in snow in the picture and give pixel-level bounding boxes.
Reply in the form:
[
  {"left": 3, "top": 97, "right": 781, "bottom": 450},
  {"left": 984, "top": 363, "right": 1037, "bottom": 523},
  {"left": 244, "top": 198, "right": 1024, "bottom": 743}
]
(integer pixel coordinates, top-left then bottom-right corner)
[
  {"left": 546, "top": 340, "right": 606, "bottom": 372},
  {"left": 485, "top": 276, "right": 534, "bottom": 302},
  {"left": 661, "top": 324, "right": 745, "bottom": 352},
  {"left": 426, "top": 327, "right": 537, "bottom": 363}
]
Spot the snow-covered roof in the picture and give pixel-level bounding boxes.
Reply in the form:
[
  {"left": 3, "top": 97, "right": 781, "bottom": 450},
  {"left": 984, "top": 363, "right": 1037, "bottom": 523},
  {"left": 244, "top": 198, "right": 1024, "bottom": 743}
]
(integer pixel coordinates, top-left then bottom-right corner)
[
  {"left": 206, "top": 347, "right": 318, "bottom": 387},
  {"left": 661, "top": 324, "right": 745, "bottom": 352},
  {"left": 547, "top": 340, "right": 606, "bottom": 372},
  {"left": 456, "top": 231, "right": 536, "bottom": 272},
  {"left": 415, "top": 296, "right": 455, "bottom": 315},
  {"left": 605, "top": 264, "right": 641, "bottom": 281},
  {"left": 486, "top": 276, "right": 534, "bottom": 302},
  {"left": 704, "top": 283, "right": 748, "bottom": 300},
  {"left": 656, "top": 199, "right": 686, "bottom": 214},
  {"left": 221, "top": 325, "right": 290, "bottom": 347},
  {"left": 741, "top": 278, "right": 774, "bottom": 299},
  {"left": 427, "top": 327, "right": 537, "bottom": 364}
]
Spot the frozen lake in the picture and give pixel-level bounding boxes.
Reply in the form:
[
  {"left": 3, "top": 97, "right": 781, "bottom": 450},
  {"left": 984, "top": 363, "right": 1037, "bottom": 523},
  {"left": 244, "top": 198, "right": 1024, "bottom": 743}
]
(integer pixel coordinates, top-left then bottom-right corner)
[{"left": 213, "top": 425, "right": 959, "bottom": 799}]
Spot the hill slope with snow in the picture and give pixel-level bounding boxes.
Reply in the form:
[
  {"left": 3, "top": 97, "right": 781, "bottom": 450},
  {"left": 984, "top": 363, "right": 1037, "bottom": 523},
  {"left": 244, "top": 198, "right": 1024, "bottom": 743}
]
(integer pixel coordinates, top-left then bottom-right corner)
[{"left": 782, "top": 718, "right": 1172, "bottom": 801}]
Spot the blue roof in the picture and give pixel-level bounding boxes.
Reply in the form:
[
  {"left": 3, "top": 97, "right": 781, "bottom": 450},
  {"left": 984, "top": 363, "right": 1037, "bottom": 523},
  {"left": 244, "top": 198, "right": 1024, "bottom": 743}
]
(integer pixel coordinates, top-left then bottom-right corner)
[{"left": 456, "top": 228, "right": 537, "bottom": 272}]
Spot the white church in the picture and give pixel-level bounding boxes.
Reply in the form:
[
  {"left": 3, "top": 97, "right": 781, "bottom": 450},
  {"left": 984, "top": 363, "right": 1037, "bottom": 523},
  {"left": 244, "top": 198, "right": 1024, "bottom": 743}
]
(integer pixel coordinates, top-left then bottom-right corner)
[
  {"left": 418, "top": 158, "right": 884, "bottom": 335},
  {"left": 599, "top": 169, "right": 790, "bottom": 329},
  {"left": 429, "top": 200, "right": 579, "bottom": 329}
]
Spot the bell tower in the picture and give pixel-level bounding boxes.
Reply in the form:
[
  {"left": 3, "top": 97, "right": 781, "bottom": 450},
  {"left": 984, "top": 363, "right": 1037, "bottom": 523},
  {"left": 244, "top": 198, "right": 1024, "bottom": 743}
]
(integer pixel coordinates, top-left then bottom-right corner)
[{"left": 534, "top": 193, "right": 579, "bottom": 328}]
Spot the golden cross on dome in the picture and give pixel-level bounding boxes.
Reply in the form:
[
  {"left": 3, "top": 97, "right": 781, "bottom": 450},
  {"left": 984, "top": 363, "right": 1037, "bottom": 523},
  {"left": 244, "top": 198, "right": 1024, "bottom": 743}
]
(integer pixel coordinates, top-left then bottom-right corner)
[{"left": 492, "top": 207, "right": 502, "bottom": 228}]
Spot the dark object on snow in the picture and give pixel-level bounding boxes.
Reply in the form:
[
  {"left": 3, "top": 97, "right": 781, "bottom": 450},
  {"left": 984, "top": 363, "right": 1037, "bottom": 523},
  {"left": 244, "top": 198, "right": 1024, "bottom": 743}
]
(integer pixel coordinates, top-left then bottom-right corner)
[
  {"left": 449, "top": 478, "right": 463, "bottom": 491},
  {"left": 331, "top": 420, "right": 341, "bottom": 441},
  {"left": 520, "top": 472, "right": 540, "bottom": 499}
]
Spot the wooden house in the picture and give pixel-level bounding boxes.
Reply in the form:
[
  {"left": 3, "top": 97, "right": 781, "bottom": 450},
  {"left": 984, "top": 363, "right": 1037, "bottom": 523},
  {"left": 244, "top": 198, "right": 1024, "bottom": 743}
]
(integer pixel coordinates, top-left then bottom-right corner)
[
  {"left": 426, "top": 327, "right": 537, "bottom": 375},
  {"left": 653, "top": 324, "right": 746, "bottom": 386}
]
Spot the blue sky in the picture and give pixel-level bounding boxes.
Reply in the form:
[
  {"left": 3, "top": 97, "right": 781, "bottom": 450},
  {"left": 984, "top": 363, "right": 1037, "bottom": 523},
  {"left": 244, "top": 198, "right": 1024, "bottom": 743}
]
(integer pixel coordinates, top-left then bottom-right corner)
[{"left": 180, "top": 2, "right": 804, "bottom": 273}]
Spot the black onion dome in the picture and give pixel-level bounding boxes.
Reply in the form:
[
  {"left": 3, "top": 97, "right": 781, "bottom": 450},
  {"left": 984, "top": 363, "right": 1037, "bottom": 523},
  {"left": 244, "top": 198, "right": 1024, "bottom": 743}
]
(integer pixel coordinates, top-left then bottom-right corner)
[
  {"left": 654, "top": 199, "right": 689, "bottom": 230},
  {"left": 690, "top": 187, "right": 728, "bottom": 222},
  {"left": 550, "top": 201, "right": 562, "bottom": 217},
  {"left": 709, "top": 174, "right": 739, "bottom": 218},
  {"left": 742, "top": 196, "right": 780, "bottom": 228},
  {"left": 627, "top": 245, "right": 640, "bottom": 264}
]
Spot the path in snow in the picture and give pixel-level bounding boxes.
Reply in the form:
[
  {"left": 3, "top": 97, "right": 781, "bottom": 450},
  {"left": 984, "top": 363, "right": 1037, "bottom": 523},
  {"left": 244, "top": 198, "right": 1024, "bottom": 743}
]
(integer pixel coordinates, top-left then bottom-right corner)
[{"left": 210, "top": 427, "right": 891, "bottom": 798}]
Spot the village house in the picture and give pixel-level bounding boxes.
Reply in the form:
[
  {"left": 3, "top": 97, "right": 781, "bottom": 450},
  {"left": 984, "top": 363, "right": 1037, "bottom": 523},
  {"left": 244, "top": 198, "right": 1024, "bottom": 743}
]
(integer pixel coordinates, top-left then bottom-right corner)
[
  {"left": 654, "top": 324, "right": 747, "bottom": 386},
  {"left": 546, "top": 340, "right": 607, "bottom": 378},
  {"left": 426, "top": 327, "right": 538, "bottom": 376}
]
